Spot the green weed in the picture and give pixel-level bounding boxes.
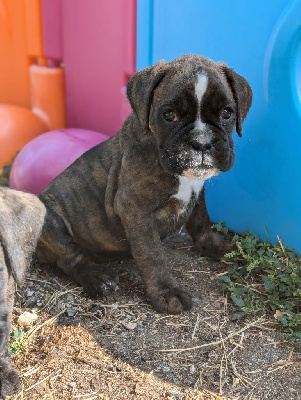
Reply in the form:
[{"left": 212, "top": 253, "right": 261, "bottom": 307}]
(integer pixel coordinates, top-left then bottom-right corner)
[
  {"left": 218, "top": 230, "right": 301, "bottom": 342},
  {"left": 9, "top": 327, "right": 28, "bottom": 354},
  {"left": 213, "top": 221, "right": 229, "bottom": 235}
]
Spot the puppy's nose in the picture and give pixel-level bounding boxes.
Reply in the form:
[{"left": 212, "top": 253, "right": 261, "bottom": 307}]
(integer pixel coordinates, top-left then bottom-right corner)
[{"left": 189, "top": 137, "right": 213, "bottom": 152}]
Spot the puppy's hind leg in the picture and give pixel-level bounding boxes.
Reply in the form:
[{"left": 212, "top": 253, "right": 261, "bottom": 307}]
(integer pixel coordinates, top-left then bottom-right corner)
[{"left": 36, "top": 207, "right": 119, "bottom": 298}]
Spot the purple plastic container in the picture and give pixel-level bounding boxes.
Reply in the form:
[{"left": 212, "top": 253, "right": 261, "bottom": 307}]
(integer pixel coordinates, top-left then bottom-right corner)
[{"left": 10, "top": 128, "right": 108, "bottom": 194}]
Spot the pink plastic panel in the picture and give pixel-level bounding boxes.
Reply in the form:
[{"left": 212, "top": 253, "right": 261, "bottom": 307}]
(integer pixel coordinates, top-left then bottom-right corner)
[
  {"left": 41, "top": 0, "right": 63, "bottom": 65},
  {"left": 41, "top": 0, "right": 136, "bottom": 137}
]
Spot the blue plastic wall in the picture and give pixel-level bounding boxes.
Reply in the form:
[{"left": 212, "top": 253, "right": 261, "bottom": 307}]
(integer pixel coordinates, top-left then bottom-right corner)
[{"left": 137, "top": 0, "right": 301, "bottom": 253}]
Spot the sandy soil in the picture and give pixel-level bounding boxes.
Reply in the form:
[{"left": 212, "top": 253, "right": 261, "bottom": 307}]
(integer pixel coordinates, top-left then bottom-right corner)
[{"left": 7, "top": 233, "right": 301, "bottom": 400}]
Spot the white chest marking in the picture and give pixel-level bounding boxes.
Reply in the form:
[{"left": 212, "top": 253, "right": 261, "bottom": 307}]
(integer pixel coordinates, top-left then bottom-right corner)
[
  {"left": 173, "top": 176, "right": 205, "bottom": 205},
  {"left": 194, "top": 73, "right": 208, "bottom": 132}
]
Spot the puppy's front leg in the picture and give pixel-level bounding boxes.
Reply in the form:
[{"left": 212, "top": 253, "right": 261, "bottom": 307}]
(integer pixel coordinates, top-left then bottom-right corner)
[
  {"left": 0, "top": 265, "right": 9, "bottom": 353},
  {"left": 120, "top": 214, "right": 192, "bottom": 314},
  {"left": 0, "top": 256, "right": 20, "bottom": 398},
  {"left": 186, "top": 187, "right": 232, "bottom": 260}
]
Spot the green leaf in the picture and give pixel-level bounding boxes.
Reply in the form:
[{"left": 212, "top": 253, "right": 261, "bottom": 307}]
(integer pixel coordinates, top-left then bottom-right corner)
[
  {"left": 232, "top": 287, "right": 246, "bottom": 297},
  {"left": 10, "top": 328, "right": 22, "bottom": 340},
  {"left": 231, "top": 296, "right": 245, "bottom": 308},
  {"left": 262, "top": 275, "right": 275, "bottom": 290},
  {"left": 220, "top": 275, "right": 231, "bottom": 283},
  {"left": 277, "top": 316, "right": 289, "bottom": 327}
]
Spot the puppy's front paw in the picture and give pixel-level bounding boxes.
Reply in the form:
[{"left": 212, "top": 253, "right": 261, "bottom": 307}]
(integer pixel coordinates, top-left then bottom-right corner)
[
  {"left": 146, "top": 279, "right": 192, "bottom": 314},
  {"left": 76, "top": 265, "right": 119, "bottom": 298},
  {"left": 0, "top": 357, "right": 20, "bottom": 398},
  {"left": 194, "top": 231, "right": 232, "bottom": 260}
]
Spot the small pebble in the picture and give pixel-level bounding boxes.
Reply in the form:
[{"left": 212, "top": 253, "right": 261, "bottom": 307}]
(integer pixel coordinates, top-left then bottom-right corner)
[
  {"left": 165, "top": 390, "right": 181, "bottom": 398},
  {"left": 66, "top": 308, "right": 76, "bottom": 317},
  {"left": 189, "top": 365, "right": 196, "bottom": 374},
  {"left": 24, "top": 297, "right": 37, "bottom": 308},
  {"left": 141, "top": 353, "right": 153, "bottom": 362},
  {"left": 162, "top": 366, "right": 170, "bottom": 373},
  {"left": 50, "top": 309, "right": 60, "bottom": 316},
  {"left": 66, "top": 294, "right": 75, "bottom": 303},
  {"left": 26, "top": 290, "right": 35, "bottom": 298},
  {"left": 18, "top": 311, "right": 38, "bottom": 327},
  {"left": 142, "top": 318, "right": 154, "bottom": 325},
  {"left": 124, "top": 322, "right": 137, "bottom": 330},
  {"left": 91, "top": 321, "right": 101, "bottom": 327},
  {"left": 90, "top": 305, "right": 101, "bottom": 313},
  {"left": 240, "top": 387, "right": 250, "bottom": 394}
]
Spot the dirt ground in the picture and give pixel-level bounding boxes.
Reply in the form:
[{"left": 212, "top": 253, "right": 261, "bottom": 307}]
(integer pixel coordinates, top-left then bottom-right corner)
[{"left": 7, "top": 233, "right": 301, "bottom": 400}]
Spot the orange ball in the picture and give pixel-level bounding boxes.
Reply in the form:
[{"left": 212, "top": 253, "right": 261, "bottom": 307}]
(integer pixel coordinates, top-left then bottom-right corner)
[{"left": 0, "top": 104, "right": 48, "bottom": 172}]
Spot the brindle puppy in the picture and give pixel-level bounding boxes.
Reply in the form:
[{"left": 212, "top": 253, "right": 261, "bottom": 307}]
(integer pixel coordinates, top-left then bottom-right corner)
[
  {"left": 0, "top": 188, "right": 45, "bottom": 398},
  {"left": 36, "top": 54, "right": 252, "bottom": 315}
]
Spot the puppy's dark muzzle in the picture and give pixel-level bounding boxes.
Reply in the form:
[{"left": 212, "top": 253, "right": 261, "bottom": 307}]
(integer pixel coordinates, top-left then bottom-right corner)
[
  {"left": 188, "top": 132, "right": 215, "bottom": 155},
  {"left": 189, "top": 137, "right": 213, "bottom": 154}
]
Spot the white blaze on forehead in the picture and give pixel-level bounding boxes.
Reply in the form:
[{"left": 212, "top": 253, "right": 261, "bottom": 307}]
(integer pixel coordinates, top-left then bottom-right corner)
[
  {"left": 194, "top": 73, "right": 208, "bottom": 132},
  {"left": 173, "top": 175, "right": 204, "bottom": 204},
  {"left": 195, "top": 73, "right": 208, "bottom": 103}
]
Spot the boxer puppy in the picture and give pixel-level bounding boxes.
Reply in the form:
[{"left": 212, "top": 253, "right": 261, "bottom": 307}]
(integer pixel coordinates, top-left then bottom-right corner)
[
  {"left": 36, "top": 54, "right": 252, "bottom": 315},
  {"left": 0, "top": 188, "right": 45, "bottom": 398}
]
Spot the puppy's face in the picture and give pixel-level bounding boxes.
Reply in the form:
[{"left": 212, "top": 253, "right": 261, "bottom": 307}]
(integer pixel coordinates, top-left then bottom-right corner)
[
  {"left": 149, "top": 70, "right": 237, "bottom": 179},
  {"left": 127, "top": 55, "right": 252, "bottom": 180}
]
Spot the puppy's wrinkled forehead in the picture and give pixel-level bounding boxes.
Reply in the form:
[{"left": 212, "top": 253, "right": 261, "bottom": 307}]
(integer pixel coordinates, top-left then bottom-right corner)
[{"left": 152, "top": 64, "right": 234, "bottom": 108}]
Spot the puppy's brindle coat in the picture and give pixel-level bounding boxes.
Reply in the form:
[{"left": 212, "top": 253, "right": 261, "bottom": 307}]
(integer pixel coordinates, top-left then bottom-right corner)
[{"left": 36, "top": 55, "right": 252, "bottom": 315}]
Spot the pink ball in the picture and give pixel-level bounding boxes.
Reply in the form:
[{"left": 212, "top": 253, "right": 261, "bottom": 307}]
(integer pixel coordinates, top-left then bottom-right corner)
[{"left": 10, "top": 128, "right": 109, "bottom": 194}]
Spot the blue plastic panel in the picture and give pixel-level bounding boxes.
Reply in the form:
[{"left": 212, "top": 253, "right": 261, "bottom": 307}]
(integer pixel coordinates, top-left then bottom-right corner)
[{"left": 137, "top": 0, "right": 301, "bottom": 252}]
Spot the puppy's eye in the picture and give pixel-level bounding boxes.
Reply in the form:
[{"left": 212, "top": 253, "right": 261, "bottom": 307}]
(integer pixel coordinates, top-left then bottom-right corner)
[
  {"left": 221, "top": 107, "right": 232, "bottom": 120},
  {"left": 163, "top": 109, "right": 178, "bottom": 122}
]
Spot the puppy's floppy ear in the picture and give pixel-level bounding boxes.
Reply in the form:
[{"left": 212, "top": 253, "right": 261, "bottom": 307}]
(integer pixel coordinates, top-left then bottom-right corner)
[
  {"left": 126, "top": 60, "right": 168, "bottom": 130},
  {"left": 218, "top": 63, "right": 252, "bottom": 137}
]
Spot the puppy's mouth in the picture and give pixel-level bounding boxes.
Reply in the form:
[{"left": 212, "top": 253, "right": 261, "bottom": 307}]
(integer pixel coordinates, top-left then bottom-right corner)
[
  {"left": 182, "top": 165, "right": 220, "bottom": 180},
  {"left": 159, "top": 146, "right": 222, "bottom": 179},
  {"left": 181, "top": 152, "right": 220, "bottom": 180}
]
